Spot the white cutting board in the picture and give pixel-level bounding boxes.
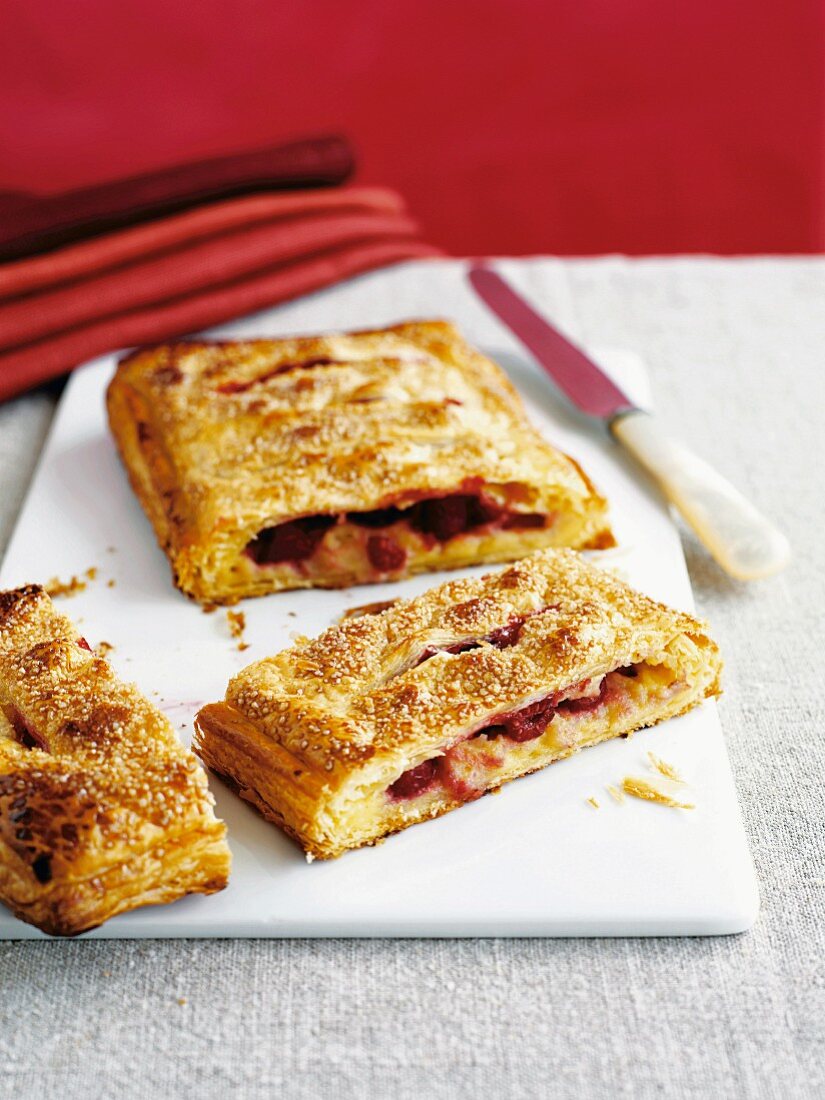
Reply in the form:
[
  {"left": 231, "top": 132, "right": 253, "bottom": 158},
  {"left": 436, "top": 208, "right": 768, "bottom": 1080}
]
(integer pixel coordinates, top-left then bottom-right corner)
[{"left": 0, "top": 259, "right": 758, "bottom": 937}]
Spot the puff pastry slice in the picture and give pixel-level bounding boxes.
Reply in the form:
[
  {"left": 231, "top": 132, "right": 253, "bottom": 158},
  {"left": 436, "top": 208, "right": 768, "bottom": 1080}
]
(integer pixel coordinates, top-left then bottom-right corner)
[
  {"left": 107, "top": 320, "right": 613, "bottom": 604},
  {"left": 0, "top": 585, "right": 230, "bottom": 936},
  {"left": 195, "top": 549, "right": 721, "bottom": 859}
]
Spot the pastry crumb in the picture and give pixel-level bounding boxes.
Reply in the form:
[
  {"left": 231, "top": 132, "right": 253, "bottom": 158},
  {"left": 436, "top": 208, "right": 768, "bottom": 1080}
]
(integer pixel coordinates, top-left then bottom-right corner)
[
  {"left": 202, "top": 602, "right": 219, "bottom": 614},
  {"left": 107, "top": 578, "right": 116, "bottom": 588},
  {"left": 176, "top": 997, "right": 188, "bottom": 1006},
  {"left": 647, "top": 751, "right": 684, "bottom": 783},
  {"left": 45, "top": 567, "right": 98, "bottom": 598},
  {"left": 96, "top": 640, "right": 115, "bottom": 657},
  {"left": 340, "top": 599, "right": 400, "bottom": 622},
  {"left": 621, "top": 776, "right": 694, "bottom": 810},
  {"left": 586, "top": 796, "right": 600, "bottom": 809},
  {"left": 45, "top": 574, "right": 87, "bottom": 598},
  {"left": 606, "top": 784, "right": 625, "bottom": 804},
  {"left": 226, "top": 610, "right": 249, "bottom": 650}
]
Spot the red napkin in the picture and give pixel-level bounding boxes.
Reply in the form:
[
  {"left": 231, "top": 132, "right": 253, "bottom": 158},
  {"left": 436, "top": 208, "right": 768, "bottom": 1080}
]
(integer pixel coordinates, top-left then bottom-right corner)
[
  {"left": 0, "top": 142, "right": 441, "bottom": 402},
  {"left": 0, "top": 135, "right": 355, "bottom": 262}
]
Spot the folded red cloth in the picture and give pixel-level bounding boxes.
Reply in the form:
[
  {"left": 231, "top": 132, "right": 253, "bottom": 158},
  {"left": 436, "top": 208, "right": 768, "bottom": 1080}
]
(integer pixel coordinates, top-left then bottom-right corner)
[
  {"left": 0, "top": 195, "right": 420, "bottom": 346},
  {"left": 0, "top": 185, "right": 441, "bottom": 402},
  {"left": 0, "top": 135, "right": 354, "bottom": 262},
  {"left": 0, "top": 188, "right": 405, "bottom": 301}
]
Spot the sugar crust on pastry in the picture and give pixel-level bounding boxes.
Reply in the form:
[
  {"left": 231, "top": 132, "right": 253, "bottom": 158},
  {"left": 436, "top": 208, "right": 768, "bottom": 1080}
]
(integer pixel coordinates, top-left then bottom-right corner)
[
  {"left": 194, "top": 549, "right": 721, "bottom": 860},
  {"left": 106, "top": 320, "right": 614, "bottom": 605},
  {"left": 0, "top": 585, "right": 230, "bottom": 936}
]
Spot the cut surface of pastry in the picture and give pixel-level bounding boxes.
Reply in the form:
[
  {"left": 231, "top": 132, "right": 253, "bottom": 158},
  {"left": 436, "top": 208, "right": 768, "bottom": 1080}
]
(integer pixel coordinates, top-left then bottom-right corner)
[
  {"left": 0, "top": 585, "right": 230, "bottom": 936},
  {"left": 194, "top": 549, "right": 721, "bottom": 860},
  {"left": 107, "top": 320, "right": 614, "bottom": 604}
]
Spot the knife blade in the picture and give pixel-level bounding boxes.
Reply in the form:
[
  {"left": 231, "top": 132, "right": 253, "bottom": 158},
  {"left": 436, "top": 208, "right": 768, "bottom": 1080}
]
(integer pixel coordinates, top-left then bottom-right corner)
[
  {"left": 467, "top": 263, "right": 790, "bottom": 581},
  {"left": 468, "top": 264, "right": 634, "bottom": 420}
]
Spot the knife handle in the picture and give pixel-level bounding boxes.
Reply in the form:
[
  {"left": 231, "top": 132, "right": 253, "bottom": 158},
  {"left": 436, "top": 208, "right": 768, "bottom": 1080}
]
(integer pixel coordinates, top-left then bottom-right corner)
[{"left": 610, "top": 410, "right": 790, "bottom": 580}]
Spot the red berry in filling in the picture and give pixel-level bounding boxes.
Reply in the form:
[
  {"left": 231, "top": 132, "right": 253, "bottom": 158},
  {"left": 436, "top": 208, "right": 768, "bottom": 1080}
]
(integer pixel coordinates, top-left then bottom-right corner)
[
  {"left": 500, "top": 696, "right": 558, "bottom": 741},
  {"left": 487, "top": 617, "right": 525, "bottom": 649},
  {"left": 412, "top": 495, "right": 474, "bottom": 540},
  {"left": 387, "top": 758, "right": 438, "bottom": 800},
  {"left": 77, "top": 637, "right": 92, "bottom": 651},
  {"left": 476, "top": 696, "right": 558, "bottom": 743},
  {"left": 409, "top": 492, "right": 515, "bottom": 540},
  {"left": 246, "top": 515, "right": 336, "bottom": 565},
  {"left": 366, "top": 535, "right": 407, "bottom": 573}
]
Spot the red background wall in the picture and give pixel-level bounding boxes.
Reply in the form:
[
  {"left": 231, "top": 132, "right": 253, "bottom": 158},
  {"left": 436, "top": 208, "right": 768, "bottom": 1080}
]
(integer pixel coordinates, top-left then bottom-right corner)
[{"left": 0, "top": 0, "right": 822, "bottom": 255}]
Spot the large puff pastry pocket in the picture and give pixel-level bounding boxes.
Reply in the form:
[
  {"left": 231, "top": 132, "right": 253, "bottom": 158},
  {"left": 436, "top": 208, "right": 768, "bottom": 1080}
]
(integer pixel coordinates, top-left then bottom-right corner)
[
  {"left": 0, "top": 585, "right": 231, "bottom": 936},
  {"left": 195, "top": 550, "right": 721, "bottom": 860},
  {"left": 107, "top": 320, "right": 614, "bottom": 605}
]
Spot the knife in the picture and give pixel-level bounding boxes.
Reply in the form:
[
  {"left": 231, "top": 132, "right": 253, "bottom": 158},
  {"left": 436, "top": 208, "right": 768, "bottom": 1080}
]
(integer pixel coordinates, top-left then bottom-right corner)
[{"left": 467, "top": 263, "right": 790, "bottom": 580}]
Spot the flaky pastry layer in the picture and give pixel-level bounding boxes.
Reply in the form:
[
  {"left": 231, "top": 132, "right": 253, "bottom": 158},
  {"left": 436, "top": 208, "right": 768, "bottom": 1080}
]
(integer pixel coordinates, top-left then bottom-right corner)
[
  {"left": 195, "top": 550, "right": 721, "bottom": 859},
  {"left": 107, "top": 321, "right": 613, "bottom": 604},
  {"left": 0, "top": 585, "right": 230, "bottom": 936}
]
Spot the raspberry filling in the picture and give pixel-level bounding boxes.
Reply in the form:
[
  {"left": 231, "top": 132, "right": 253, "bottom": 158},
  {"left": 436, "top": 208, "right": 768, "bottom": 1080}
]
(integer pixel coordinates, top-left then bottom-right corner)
[
  {"left": 387, "top": 759, "right": 439, "bottom": 800},
  {"left": 366, "top": 534, "right": 407, "bottom": 573},
  {"left": 246, "top": 515, "right": 337, "bottom": 565},
  {"left": 3, "top": 704, "right": 48, "bottom": 752},
  {"left": 502, "top": 513, "right": 546, "bottom": 530},
  {"left": 245, "top": 491, "right": 548, "bottom": 569},
  {"left": 411, "top": 494, "right": 502, "bottom": 540},
  {"left": 217, "top": 357, "right": 342, "bottom": 394},
  {"left": 480, "top": 694, "right": 564, "bottom": 743},
  {"left": 412, "top": 614, "right": 530, "bottom": 668},
  {"left": 386, "top": 666, "right": 637, "bottom": 802}
]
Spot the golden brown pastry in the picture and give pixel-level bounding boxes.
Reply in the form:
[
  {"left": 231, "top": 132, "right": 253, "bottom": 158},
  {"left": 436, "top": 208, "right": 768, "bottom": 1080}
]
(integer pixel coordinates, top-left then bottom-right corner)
[
  {"left": 106, "top": 320, "right": 614, "bottom": 605},
  {"left": 195, "top": 549, "right": 721, "bottom": 859},
  {"left": 0, "top": 585, "right": 230, "bottom": 936}
]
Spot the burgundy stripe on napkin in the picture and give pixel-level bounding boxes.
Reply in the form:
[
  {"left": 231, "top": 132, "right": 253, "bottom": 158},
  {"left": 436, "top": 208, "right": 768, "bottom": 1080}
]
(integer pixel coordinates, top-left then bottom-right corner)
[{"left": 0, "top": 135, "right": 355, "bottom": 262}]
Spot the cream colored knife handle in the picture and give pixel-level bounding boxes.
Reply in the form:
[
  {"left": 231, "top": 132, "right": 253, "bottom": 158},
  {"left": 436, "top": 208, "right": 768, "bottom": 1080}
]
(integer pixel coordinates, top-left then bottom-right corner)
[{"left": 611, "top": 409, "right": 790, "bottom": 580}]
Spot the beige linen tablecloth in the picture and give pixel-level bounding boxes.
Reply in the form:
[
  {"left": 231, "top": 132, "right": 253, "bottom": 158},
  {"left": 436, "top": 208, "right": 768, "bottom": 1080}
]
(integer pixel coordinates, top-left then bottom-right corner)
[{"left": 0, "top": 257, "right": 823, "bottom": 1099}]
